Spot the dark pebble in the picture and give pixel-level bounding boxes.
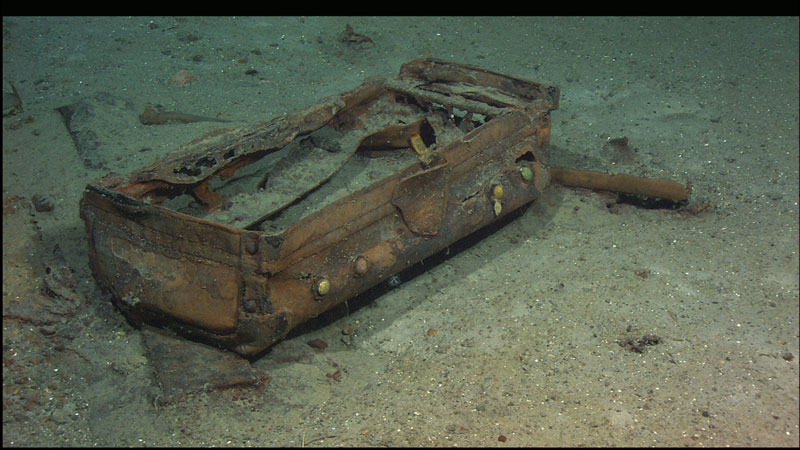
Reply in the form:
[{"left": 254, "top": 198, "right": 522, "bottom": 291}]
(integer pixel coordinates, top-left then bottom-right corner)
[
  {"left": 306, "top": 339, "right": 328, "bottom": 351},
  {"left": 32, "top": 194, "right": 54, "bottom": 212}
]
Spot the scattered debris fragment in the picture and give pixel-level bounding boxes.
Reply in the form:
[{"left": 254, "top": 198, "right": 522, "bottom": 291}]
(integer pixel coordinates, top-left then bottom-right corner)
[
  {"left": 307, "top": 338, "right": 328, "bottom": 351},
  {"left": 3, "top": 81, "right": 23, "bottom": 117},
  {"left": 169, "top": 69, "right": 195, "bottom": 87},
  {"left": 142, "top": 327, "right": 265, "bottom": 404},
  {"left": 31, "top": 194, "right": 54, "bottom": 212},
  {"left": 56, "top": 100, "right": 107, "bottom": 169},
  {"left": 605, "top": 136, "right": 637, "bottom": 164},
  {"left": 139, "top": 106, "right": 231, "bottom": 125},
  {"left": 339, "top": 24, "right": 374, "bottom": 49},
  {"left": 618, "top": 334, "right": 663, "bottom": 353}
]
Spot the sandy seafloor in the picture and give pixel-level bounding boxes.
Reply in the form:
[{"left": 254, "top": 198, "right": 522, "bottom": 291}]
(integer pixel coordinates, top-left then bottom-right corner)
[{"left": 2, "top": 16, "right": 798, "bottom": 446}]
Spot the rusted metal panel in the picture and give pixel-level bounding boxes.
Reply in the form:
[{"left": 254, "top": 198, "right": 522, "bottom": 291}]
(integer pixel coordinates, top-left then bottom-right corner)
[{"left": 80, "top": 58, "right": 560, "bottom": 355}]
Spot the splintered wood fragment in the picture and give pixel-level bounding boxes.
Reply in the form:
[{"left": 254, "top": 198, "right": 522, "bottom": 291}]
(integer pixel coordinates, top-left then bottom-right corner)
[{"left": 550, "top": 167, "right": 690, "bottom": 202}]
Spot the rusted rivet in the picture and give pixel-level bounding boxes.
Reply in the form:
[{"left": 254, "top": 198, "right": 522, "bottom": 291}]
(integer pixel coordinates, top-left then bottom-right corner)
[
  {"left": 243, "top": 299, "right": 258, "bottom": 313},
  {"left": 353, "top": 256, "right": 369, "bottom": 276},
  {"left": 492, "top": 184, "right": 505, "bottom": 201},
  {"left": 315, "top": 278, "right": 331, "bottom": 296},
  {"left": 520, "top": 166, "right": 533, "bottom": 182},
  {"left": 245, "top": 240, "right": 259, "bottom": 255}
]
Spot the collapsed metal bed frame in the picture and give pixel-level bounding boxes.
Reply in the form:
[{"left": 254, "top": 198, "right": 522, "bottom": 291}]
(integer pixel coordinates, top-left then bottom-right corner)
[{"left": 80, "top": 59, "right": 687, "bottom": 356}]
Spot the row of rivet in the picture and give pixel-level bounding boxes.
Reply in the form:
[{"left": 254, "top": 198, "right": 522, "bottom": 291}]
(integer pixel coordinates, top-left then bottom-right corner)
[
  {"left": 313, "top": 255, "right": 369, "bottom": 298},
  {"left": 312, "top": 168, "right": 534, "bottom": 297}
]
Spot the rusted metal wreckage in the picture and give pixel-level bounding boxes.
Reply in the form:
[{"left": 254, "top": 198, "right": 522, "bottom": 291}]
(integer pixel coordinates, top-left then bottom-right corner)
[{"left": 80, "top": 59, "right": 689, "bottom": 356}]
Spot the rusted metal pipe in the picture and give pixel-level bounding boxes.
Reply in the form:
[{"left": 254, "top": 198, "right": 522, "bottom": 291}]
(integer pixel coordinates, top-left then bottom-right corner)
[{"left": 550, "top": 167, "right": 689, "bottom": 202}]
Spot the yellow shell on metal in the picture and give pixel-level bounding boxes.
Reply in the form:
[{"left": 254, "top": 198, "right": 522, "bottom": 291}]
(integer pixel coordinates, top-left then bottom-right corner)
[
  {"left": 492, "top": 184, "right": 504, "bottom": 200},
  {"left": 315, "top": 279, "right": 331, "bottom": 296}
]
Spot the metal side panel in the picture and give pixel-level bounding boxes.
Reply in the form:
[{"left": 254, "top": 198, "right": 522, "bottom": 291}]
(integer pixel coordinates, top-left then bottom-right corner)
[{"left": 80, "top": 189, "right": 243, "bottom": 334}]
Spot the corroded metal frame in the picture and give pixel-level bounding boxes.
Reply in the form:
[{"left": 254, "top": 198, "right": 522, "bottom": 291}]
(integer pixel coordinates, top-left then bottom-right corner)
[{"left": 80, "top": 59, "right": 560, "bottom": 355}]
